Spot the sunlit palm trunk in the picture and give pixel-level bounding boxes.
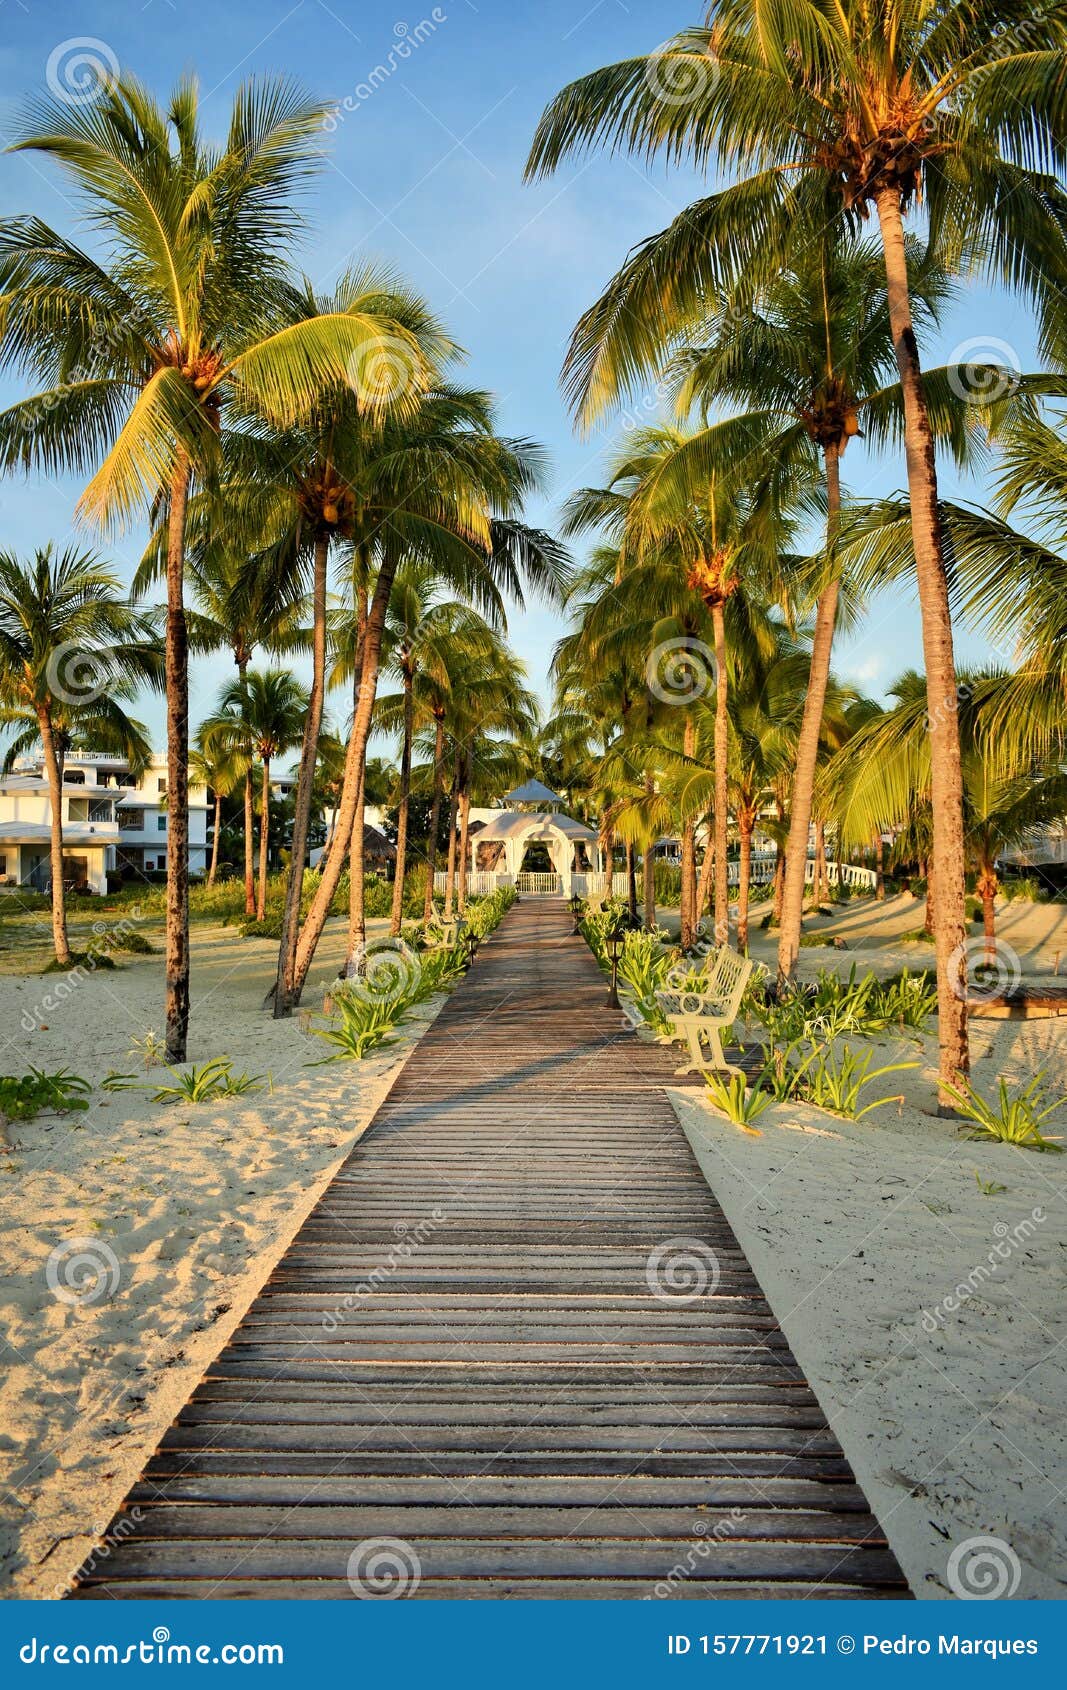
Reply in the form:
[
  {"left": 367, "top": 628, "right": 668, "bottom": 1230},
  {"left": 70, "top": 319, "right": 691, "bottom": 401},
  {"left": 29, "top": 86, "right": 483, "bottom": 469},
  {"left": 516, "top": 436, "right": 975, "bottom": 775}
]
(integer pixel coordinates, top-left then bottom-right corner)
[
  {"left": 977, "top": 863, "right": 998, "bottom": 967},
  {"left": 777, "top": 443, "right": 842, "bottom": 983},
  {"left": 874, "top": 833, "right": 885, "bottom": 902},
  {"left": 390, "top": 667, "right": 414, "bottom": 937},
  {"left": 38, "top": 709, "right": 71, "bottom": 967},
  {"left": 207, "top": 793, "right": 222, "bottom": 887},
  {"left": 443, "top": 755, "right": 460, "bottom": 920},
  {"left": 875, "top": 186, "right": 969, "bottom": 1095},
  {"left": 422, "top": 716, "right": 447, "bottom": 923},
  {"left": 642, "top": 772, "right": 656, "bottom": 929},
  {"left": 344, "top": 761, "right": 367, "bottom": 975},
  {"left": 276, "top": 532, "right": 328, "bottom": 1015},
  {"left": 736, "top": 816, "right": 753, "bottom": 954},
  {"left": 626, "top": 841, "right": 638, "bottom": 922},
  {"left": 814, "top": 822, "right": 828, "bottom": 906},
  {"left": 711, "top": 603, "right": 730, "bottom": 945},
  {"left": 257, "top": 758, "right": 271, "bottom": 922},
  {"left": 292, "top": 558, "right": 392, "bottom": 1004},
  {"left": 456, "top": 777, "right": 472, "bottom": 913},
  {"left": 680, "top": 712, "right": 697, "bottom": 947},
  {"left": 164, "top": 455, "right": 191, "bottom": 1064},
  {"left": 695, "top": 825, "right": 714, "bottom": 927},
  {"left": 243, "top": 769, "right": 255, "bottom": 917}
]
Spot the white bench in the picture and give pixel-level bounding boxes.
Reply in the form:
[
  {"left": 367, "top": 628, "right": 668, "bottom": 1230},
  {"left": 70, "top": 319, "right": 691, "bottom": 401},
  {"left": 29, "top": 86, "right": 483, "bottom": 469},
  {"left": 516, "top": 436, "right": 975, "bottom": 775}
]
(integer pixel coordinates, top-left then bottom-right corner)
[
  {"left": 655, "top": 945, "right": 755, "bottom": 1076},
  {"left": 425, "top": 913, "right": 466, "bottom": 949}
]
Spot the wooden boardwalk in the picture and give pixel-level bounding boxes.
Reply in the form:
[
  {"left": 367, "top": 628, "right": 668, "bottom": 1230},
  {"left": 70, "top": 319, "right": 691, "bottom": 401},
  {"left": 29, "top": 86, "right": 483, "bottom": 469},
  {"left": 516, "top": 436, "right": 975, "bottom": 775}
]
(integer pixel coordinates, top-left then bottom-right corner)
[{"left": 71, "top": 899, "right": 909, "bottom": 1600}]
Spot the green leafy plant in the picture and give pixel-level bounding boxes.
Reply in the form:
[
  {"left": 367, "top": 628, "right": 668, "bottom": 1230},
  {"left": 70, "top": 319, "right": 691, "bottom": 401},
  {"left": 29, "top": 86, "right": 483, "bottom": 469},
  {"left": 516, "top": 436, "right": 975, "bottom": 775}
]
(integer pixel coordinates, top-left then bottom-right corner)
[
  {"left": 128, "top": 1031, "right": 166, "bottom": 1070},
  {"left": 0, "top": 1068, "right": 92, "bottom": 1121},
  {"left": 943, "top": 1074, "right": 1065, "bottom": 1152},
  {"left": 802, "top": 1045, "right": 919, "bottom": 1120},
  {"left": 756, "top": 1038, "right": 824, "bottom": 1102},
  {"left": 974, "top": 1171, "right": 1008, "bottom": 1196},
  {"left": 215, "top": 1069, "right": 267, "bottom": 1097},
  {"left": 151, "top": 1057, "right": 243, "bottom": 1105},
  {"left": 705, "top": 1070, "right": 772, "bottom": 1129},
  {"left": 311, "top": 995, "right": 402, "bottom": 1062},
  {"left": 101, "top": 1070, "right": 142, "bottom": 1093}
]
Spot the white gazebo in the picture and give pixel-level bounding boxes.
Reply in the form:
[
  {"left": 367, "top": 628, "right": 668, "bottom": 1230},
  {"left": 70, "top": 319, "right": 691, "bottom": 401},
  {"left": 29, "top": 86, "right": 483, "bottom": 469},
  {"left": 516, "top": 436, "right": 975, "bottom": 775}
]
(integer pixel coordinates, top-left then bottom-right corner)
[{"left": 468, "top": 808, "right": 605, "bottom": 897}]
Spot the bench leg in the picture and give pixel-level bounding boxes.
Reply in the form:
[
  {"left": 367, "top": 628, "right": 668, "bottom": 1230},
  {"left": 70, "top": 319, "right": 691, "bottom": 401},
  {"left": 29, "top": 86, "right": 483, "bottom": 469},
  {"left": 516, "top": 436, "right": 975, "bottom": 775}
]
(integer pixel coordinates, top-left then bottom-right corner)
[
  {"left": 673, "top": 1020, "right": 706, "bottom": 1076},
  {"left": 706, "top": 1022, "right": 744, "bottom": 1079}
]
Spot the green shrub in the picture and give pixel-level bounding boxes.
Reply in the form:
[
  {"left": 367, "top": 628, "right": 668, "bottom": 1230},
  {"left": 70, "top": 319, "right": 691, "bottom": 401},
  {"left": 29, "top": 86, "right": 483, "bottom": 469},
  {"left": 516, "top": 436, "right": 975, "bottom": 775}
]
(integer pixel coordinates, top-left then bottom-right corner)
[
  {"left": 705, "top": 1071, "right": 772, "bottom": 1129},
  {"left": 943, "top": 1073, "right": 1065, "bottom": 1151},
  {"left": 802, "top": 1045, "right": 918, "bottom": 1119},
  {"left": 0, "top": 1068, "right": 91, "bottom": 1122}
]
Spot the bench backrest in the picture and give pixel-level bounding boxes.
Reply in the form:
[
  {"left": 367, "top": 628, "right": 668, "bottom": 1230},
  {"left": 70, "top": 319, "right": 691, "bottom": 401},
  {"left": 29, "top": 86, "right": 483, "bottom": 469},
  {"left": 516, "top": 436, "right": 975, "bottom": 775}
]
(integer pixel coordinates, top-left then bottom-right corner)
[{"left": 705, "top": 945, "right": 754, "bottom": 1017}]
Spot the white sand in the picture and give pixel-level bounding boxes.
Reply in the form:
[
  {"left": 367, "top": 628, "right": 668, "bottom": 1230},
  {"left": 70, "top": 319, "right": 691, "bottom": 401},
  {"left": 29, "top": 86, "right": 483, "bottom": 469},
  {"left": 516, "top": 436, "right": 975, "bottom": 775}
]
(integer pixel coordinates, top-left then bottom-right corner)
[
  {"left": 0, "top": 918, "right": 444, "bottom": 1599},
  {"left": 669, "top": 1015, "right": 1067, "bottom": 1600}
]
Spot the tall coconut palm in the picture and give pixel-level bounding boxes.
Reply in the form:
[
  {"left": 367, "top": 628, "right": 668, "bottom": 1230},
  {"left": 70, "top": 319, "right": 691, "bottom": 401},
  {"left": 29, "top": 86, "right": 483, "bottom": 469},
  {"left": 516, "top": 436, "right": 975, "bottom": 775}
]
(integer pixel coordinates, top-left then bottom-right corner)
[
  {"left": 527, "top": 1, "right": 1067, "bottom": 1092},
  {"left": 188, "top": 736, "right": 242, "bottom": 889},
  {"left": 202, "top": 670, "right": 309, "bottom": 920},
  {"left": 369, "top": 578, "right": 503, "bottom": 934},
  {"left": 0, "top": 546, "right": 159, "bottom": 964},
  {"left": 0, "top": 74, "right": 444, "bottom": 1059},
  {"left": 288, "top": 398, "right": 568, "bottom": 999}
]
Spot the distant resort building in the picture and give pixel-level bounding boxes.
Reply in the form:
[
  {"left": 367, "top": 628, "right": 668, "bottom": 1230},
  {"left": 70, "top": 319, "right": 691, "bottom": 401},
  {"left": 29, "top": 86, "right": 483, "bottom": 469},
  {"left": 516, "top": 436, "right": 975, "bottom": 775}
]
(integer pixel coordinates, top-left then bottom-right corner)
[{"left": 0, "top": 752, "right": 209, "bottom": 894}]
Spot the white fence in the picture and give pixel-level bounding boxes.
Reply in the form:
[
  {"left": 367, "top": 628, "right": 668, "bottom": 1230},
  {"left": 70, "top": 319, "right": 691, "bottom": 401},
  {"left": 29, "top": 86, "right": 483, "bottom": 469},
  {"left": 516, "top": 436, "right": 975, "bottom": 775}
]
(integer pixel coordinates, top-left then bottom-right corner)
[{"left": 436, "top": 858, "right": 876, "bottom": 899}]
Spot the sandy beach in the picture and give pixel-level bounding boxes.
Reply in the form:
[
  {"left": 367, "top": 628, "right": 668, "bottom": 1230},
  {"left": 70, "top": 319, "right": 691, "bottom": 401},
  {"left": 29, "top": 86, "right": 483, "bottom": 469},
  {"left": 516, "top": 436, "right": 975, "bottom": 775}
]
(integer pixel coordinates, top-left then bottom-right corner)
[
  {"left": 655, "top": 892, "right": 1067, "bottom": 1601},
  {"left": 0, "top": 916, "right": 445, "bottom": 1599}
]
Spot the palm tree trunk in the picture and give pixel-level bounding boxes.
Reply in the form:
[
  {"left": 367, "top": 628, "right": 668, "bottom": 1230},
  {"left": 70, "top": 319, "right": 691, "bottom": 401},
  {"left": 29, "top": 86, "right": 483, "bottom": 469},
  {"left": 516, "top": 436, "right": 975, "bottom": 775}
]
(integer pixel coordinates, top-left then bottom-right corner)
[
  {"left": 344, "top": 761, "right": 367, "bottom": 976},
  {"left": 925, "top": 859, "right": 936, "bottom": 937},
  {"left": 680, "top": 712, "right": 698, "bottom": 947},
  {"left": 875, "top": 185, "right": 969, "bottom": 1096},
  {"left": 696, "top": 825, "right": 715, "bottom": 926},
  {"left": 276, "top": 532, "right": 328, "bottom": 1015},
  {"left": 778, "top": 442, "right": 841, "bottom": 982},
  {"left": 390, "top": 668, "right": 414, "bottom": 937},
  {"left": 978, "top": 865, "right": 998, "bottom": 967},
  {"left": 456, "top": 776, "right": 472, "bottom": 913},
  {"left": 736, "top": 819, "right": 754, "bottom": 954},
  {"left": 773, "top": 847, "right": 785, "bottom": 924},
  {"left": 711, "top": 602, "right": 730, "bottom": 945},
  {"left": 814, "top": 821, "right": 828, "bottom": 905},
  {"left": 257, "top": 758, "right": 270, "bottom": 922},
  {"left": 243, "top": 768, "right": 256, "bottom": 917},
  {"left": 207, "top": 792, "right": 222, "bottom": 887},
  {"left": 38, "top": 708, "right": 71, "bottom": 967},
  {"left": 443, "top": 756, "right": 460, "bottom": 920},
  {"left": 642, "top": 771, "right": 656, "bottom": 929},
  {"left": 874, "top": 833, "right": 885, "bottom": 902},
  {"left": 626, "top": 840, "right": 638, "bottom": 922},
  {"left": 164, "top": 453, "right": 191, "bottom": 1064},
  {"left": 422, "top": 714, "right": 447, "bottom": 923},
  {"left": 292, "top": 562, "right": 386, "bottom": 1004}
]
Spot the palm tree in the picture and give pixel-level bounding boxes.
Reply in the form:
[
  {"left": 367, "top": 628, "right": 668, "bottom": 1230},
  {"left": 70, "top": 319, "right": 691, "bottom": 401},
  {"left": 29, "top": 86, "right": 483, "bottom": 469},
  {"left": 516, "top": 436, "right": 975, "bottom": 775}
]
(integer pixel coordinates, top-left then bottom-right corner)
[
  {"left": 0, "top": 74, "right": 443, "bottom": 1059},
  {"left": 202, "top": 670, "right": 309, "bottom": 920},
  {"left": 288, "top": 397, "right": 568, "bottom": 1000},
  {"left": 824, "top": 670, "right": 1067, "bottom": 967},
  {"left": 527, "top": 1, "right": 1067, "bottom": 1091},
  {"left": 0, "top": 546, "right": 159, "bottom": 964},
  {"left": 188, "top": 736, "right": 242, "bottom": 888},
  {"left": 369, "top": 579, "right": 503, "bottom": 934}
]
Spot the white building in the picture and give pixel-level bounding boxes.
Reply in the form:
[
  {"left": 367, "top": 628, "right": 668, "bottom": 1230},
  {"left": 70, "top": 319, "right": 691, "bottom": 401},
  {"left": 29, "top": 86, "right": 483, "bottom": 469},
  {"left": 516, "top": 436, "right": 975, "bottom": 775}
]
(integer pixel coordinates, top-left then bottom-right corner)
[{"left": 0, "top": 752, "right": 209, "bottom": 895}]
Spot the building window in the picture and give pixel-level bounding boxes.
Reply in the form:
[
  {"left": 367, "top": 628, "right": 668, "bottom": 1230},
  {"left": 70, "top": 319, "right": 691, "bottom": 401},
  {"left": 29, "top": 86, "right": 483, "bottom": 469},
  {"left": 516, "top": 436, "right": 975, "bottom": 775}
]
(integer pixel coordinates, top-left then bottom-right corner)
[
  {"left": 157, "top": 815, "right": 167, "bottom": 832},
  {"left": 157, "top": 777, "right": 167, "bottom": 794}
]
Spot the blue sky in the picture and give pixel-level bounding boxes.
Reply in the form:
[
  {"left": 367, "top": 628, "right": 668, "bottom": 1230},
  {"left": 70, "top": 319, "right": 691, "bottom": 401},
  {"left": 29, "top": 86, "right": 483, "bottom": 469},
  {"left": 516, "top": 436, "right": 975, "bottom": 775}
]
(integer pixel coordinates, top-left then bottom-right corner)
[{"left": 0, "top": 0, "right": 1040, "bottom": 748}]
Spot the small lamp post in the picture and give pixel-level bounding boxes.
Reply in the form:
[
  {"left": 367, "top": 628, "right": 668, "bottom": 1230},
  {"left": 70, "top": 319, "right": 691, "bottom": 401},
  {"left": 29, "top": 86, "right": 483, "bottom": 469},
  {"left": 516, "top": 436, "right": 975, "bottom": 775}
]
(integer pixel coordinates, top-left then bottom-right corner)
[
  {"left": 569, "top": 891, "right": 583, "bottom": 934},
  {"left": 464, "top": 929, "right": 480, "bottom": 966},
  {"left": 606, "top": 921, "right": 625, "bottom": 1009}
]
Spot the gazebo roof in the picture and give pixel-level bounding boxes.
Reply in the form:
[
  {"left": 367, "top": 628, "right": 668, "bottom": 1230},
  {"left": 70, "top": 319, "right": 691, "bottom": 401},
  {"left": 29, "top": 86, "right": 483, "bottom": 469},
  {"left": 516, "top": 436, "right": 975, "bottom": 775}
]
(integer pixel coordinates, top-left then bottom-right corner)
[
  {"left": 474, "top": 810, "right": 597, "bottom": 844},
  {"left": 503, "top": 778, "right": 563, "bottom": 806}
]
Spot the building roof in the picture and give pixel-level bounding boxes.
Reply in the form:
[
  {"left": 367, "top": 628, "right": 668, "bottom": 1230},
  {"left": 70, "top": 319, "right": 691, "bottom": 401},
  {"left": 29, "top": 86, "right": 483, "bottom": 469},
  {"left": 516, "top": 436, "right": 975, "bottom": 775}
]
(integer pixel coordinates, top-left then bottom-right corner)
[
  {"left": 503, "top": 778, "right": 563, "bottom": 805},
  {"left": 474, "top": 810, "right": 598, "bottom": 844},
  {"left": 364, "top": 824, "right": 396, "bottom": 861},
  {"left": 0, "top": 821, "right": 112, "bottom": 847}
]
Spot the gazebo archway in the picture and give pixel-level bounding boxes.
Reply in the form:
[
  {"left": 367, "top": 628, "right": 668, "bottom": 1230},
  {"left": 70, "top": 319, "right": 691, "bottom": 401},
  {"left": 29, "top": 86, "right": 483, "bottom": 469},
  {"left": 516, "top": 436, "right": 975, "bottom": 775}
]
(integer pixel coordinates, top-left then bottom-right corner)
[{"left": 467, "top": 810, "right": 604, "bottom": 896}]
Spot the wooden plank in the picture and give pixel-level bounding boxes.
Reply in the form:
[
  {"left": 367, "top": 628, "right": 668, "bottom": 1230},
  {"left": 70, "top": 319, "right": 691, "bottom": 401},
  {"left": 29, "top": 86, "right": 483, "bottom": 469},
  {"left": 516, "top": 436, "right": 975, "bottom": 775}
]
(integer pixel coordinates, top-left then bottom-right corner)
[{"left": 69, "top": 898, "right": 909, "bottom": 1601}]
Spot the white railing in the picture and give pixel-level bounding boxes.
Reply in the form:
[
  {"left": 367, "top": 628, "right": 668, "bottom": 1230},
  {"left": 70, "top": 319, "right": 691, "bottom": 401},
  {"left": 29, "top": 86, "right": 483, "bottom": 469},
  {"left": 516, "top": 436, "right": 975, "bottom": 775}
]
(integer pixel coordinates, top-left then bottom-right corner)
[
  {"left": 571, "top": 871, "right": 629, "bottom": 898},
  {"left": 435, "top": 858, "right": 877, "bottom": 899}
]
